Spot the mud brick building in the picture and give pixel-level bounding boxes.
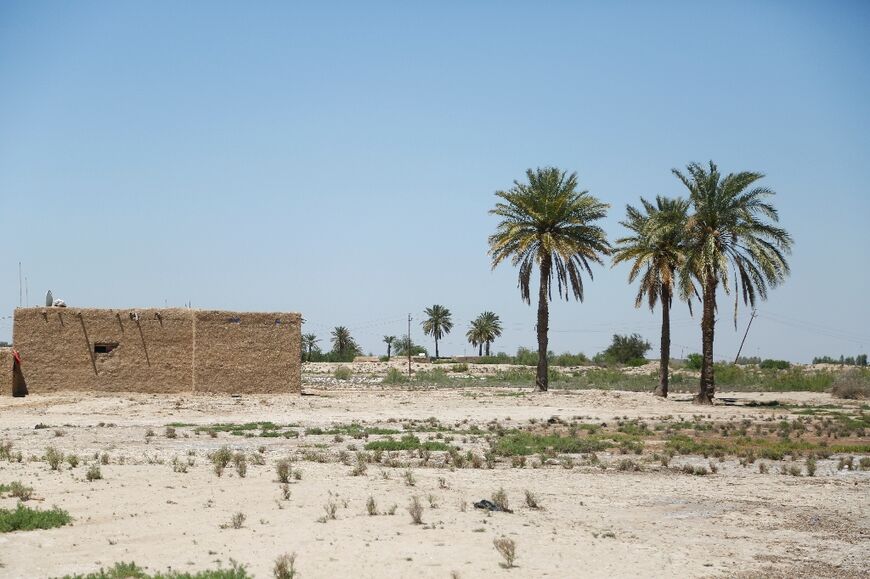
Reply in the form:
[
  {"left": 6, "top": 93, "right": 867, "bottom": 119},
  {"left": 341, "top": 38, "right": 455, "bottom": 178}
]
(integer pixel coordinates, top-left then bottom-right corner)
[{"left": 7, "top": 307, "right": 301, "bottom": 395}]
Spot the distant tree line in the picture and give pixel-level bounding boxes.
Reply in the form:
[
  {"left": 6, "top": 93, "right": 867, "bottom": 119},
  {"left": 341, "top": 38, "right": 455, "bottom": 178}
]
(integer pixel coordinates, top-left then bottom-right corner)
[{"left": 812, "top": 354, "right": 868, "bottom": 366}]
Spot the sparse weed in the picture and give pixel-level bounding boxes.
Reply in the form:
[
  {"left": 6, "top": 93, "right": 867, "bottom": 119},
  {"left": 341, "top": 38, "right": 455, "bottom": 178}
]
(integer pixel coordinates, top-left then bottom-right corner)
[
  {"left": 408, "top": 496, "right": 424, "bottom": 524},
  {"left": 492, "top": 488, "right": 510, "bottom": 512},
  {"left": 276, "top": 459, "right": 292, "bottom": 483},
  {"left": 273, "top": 552, "right": 298, "bottom": 579},
  {"left": 524, "top": 490, "right": 541, "bottom": 510},
  {"left": 493, "top": 536, "right": 517, "bottom": 568}
]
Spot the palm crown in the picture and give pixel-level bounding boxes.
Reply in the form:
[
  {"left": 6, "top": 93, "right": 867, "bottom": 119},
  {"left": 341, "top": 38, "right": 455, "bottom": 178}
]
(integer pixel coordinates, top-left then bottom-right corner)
[
  {"left": 422, "top": 305, "right": 453, "bottom": 358},
  {"left": 675, "top": 162, "right": 792, "bottom": 315},
  {"left": 489, "top": 167, "right": 610, "bottom": 303},
  {"left": 613, "top": 195, "right": 691, "bottom": 310}
]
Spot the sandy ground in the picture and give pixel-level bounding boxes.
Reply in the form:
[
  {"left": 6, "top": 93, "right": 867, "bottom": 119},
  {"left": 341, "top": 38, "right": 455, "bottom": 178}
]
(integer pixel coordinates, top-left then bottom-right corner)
[{"left": 0, "top": 388, "right": 868, "bottom": 579}]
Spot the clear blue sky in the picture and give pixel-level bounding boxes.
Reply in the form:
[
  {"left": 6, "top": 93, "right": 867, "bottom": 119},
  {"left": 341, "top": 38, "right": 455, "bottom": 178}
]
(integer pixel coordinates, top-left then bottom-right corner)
[{"left": 1, "top": 1, "right": 868, "bottom": 362}]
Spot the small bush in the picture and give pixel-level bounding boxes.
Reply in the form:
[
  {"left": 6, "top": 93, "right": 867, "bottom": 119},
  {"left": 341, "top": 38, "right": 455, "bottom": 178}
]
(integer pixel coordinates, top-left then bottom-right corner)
[
  {"left": 273, "top": 552, "right": 298, "bottom": 579},
  {"left": 165, "top": 426, "right": 177, "bottom": 439},
  {"left": 451, "top": 363, "right": 469, "bottom": 373},
  {"left": 366, "top": 496, "right": 378, "bottom": 516},
  {"left": 45, "top": 446, "right": 64, "bottom": 470},
  {"left": 66, "top": 454, "right": 80, "bottom": 469},
  {"left": 0, "top": 503, "right": 71, "bottom": 533},
  {"left": 86, "top": 465, "right": 102, "bottom": 481},
  {"left": 805, "top": 457, "right": 817, "bottom": 477},
  {"left": 8, "top": 481, "right": 33, "bottom": 501},
  {"left": 276, "top": 459, "right": 292, "bottom": 483},
  {"left": 222, "top": 512, "right": 246, "bottom": 529},
  {"left": 760, "top": 359, "right": 791, "bottom": 370},
  {"left": 493, "top": 536, "right": 517, "bottom": 568},
  {"left": 616, "top": 459, "right": 641, "bottom": 472},
  {"left": 524, "top": 490, "right": 541, "bottom": 510},
  {"left": 686, "top": 353, "right": 703, "bottom": 370},
  {"left": 831, "top": 369, "right": 870, "bottom": 399},
  {"left": 403, "top": 469, "right": 416, "bottom": 487},
  {"left": 233, "top": 453, "right": 247, "bottom": 478},
  {"left": 382, "top": 367, "right": 409, "bottom": 384},
  {"left": 323, "top": 499, "right": 337, "bottom": 520},
  {"left": 408, "top": 496, "right": 423, "bottom": 524},
  {"left": 211, "top": 446, "right": 233, "bottom": 477},
  {"left": 334, "top": 366, "right": 352, "bottom": 381},
  {"left": 492, "top": 488, "right": 509, "bottom": 512}
]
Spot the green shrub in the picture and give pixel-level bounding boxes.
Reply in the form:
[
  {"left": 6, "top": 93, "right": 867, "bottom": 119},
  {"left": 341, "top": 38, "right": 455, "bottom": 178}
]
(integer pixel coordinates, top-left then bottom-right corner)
[
  {"left": 760, "top": 359, "right": 791, "bottom": 370},
  {"left": 686, "top": 353, "right": 703, "bottom": 370},
  {"left": 0, "top": 503, "right": 71, "bottom": 532},
  {"left": 45, "top": 446, "right": 64, "bottom": 470},
  {"left": 600, "top": 334, "right": 651, "bottom": 364},
  {"left": 59, "top": 560, "right": 251, "bottom": 578},
  {"left": 86, "top": 465, "right": 102, "bottom": 481},
  {"left": 450, "top": 363, "right": 469, "bottom": 373},
  {"left": 364, "top": 435, "right": 449, "bottom": 452},
  {"left": 414, "top": 368, "right": 451, "bottom": 384},
  {"left": 382, "top": 367, "right": 409, "bottom": 385},
  {"left": 333, "top": 366, "right": 352, "bottom": 380}
]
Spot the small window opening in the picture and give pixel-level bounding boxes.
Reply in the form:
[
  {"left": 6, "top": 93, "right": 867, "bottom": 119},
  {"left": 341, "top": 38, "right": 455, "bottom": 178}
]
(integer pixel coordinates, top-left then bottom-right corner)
[{"left": 94, "top": 343, "right": 118, "bottom": 354}]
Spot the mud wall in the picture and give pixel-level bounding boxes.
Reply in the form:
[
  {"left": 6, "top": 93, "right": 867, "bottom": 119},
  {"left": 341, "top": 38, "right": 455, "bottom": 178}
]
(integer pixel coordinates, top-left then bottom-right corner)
[
  {"left": 0, "top": 347, "right": 11, "bottom": 396},
  {"left": 11, "top": 308, "right": 301, "bottom": 394}
]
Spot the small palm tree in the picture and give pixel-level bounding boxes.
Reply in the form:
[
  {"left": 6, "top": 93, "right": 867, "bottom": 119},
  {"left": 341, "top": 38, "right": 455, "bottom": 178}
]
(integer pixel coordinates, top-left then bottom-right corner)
[
  {"left": 613, "top": 196, "right": 691, "bottom": 397},
  {"left": 466, "top": 318, "right": 485, "bottom": 356},
  {"left": 421, "top": 305, "right": 453, "bottom": 359},
  {"left": 330, "top": 326, "right": 359, "bottom": 357},
  {"left": 478, "top": 311, "right": 503, "bottom": 356},
  {"left": 383, "top": 335, "right": 396, "bottom": 360},
  {"left": 489, "top": 167, "right": 610, "bottom": 391},
  {"left": 301, "top": 333, "right": 320, "bottom": 362},
  {"left": 674, "top": 161, "right": 792, "bottom": 404}
]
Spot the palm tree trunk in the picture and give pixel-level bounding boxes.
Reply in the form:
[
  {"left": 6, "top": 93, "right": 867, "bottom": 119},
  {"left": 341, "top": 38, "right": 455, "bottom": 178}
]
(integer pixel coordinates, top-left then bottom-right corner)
[
  {"left": 435, "top": 337, "right": 439, "bottom": 359},
  {"left": 387, "top": 345, "right": 391, "bottom": 361},
  {"left": 536, "top": 255, "right": 551, "bottom": 392},
  {"left": 696, "top": 276, "right": 717, "bottom": 405},
  {"left": 485, "top": 341, "right": 491, "bottom": 356},
  {"left": 478, "top": 344, "right": 483, "bottom": 356},
  {"left": 655, "top": 284, "right": 670, "bottom": 397}
]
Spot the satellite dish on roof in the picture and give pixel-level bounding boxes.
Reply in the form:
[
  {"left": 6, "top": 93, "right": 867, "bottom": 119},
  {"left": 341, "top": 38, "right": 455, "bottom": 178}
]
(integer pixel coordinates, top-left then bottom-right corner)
[{"left": 45, "top": 290, "right": 53, "bottom": 307}]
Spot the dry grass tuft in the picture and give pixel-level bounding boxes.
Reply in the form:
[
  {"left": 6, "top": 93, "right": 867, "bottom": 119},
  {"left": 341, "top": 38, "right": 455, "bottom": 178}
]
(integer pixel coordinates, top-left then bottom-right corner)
[
  {"left": 408, "top": 496, "right": 424, "bottom": 524},
  {"left": 493, "top": 536, "right": 517, "bottom": 568},
  {"left": 273, "top": 552, "right": 298, "bottom": 579}
]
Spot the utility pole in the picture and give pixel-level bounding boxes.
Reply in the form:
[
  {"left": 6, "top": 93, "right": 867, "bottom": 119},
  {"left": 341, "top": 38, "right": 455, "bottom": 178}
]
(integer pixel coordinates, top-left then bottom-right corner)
[
  {"left": 734, "top": 310, "right": 758, "bottom": 364},
  {"left": 407, "top": 313, "right": 412, "bottom": 376}
]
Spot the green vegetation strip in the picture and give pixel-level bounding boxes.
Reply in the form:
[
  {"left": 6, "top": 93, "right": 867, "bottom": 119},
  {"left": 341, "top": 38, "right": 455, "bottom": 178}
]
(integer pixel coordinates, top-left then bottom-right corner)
[
  {"left": 58, "top": 561, "right": 250, "bottom": 579},
  {"left": 364, "top": 435, "right": 450, "bottom": 452},
  {"left": 493, "top": 430, "right": 642, "bottom": 456},
  {"left": 0, "top": 504, "right": 71, "bottom": 533},
  {"left": 666, "top": 434, "right": 870, "bottom": 460}
]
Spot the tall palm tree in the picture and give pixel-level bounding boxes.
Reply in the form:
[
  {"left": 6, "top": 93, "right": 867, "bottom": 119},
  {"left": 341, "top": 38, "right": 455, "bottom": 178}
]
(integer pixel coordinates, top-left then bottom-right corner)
[
  {"left": 466, "top": 318, "right": 485, "bottom": 356},
  {"left": 478, "top": 311, "right": 503, "bottom": 356},
  {"left": 674, "top": 161, "right": 792, "bottom": 404},
  {"left": 330, "top": 326, "right": 359, "bottom": 357},
  {"left": 613, "top": 196, "right": 691, "bottom": 397},
  {"left": 301, "top": 333, "right": 320, "bottom": 362},
  {"left": 421, "top": 305, "right": 453, "bottom": 359},
  {"left": 489, "top": 167, "right": 610, "bottom": 391},
  {"left": 383, "top": 335, "right": 396, "bottom": 360}
]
